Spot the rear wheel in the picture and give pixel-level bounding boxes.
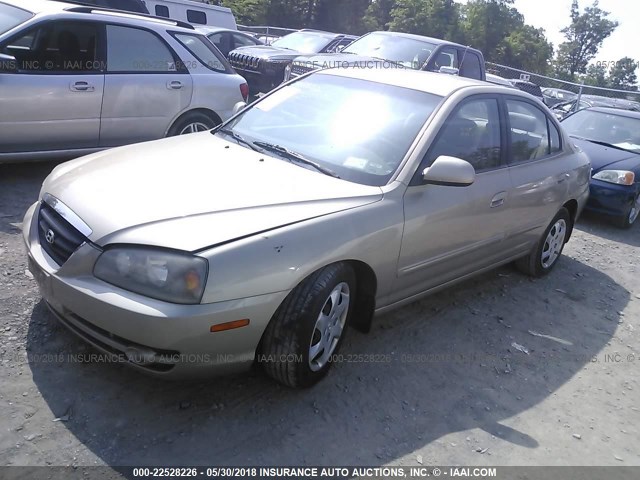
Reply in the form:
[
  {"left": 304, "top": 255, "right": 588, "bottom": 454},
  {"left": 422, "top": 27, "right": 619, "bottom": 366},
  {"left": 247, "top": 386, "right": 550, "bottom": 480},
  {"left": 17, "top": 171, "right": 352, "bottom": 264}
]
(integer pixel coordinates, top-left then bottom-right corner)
[
  {"left": 614, "top": 192, "right": 640, "bottom": 229},
  {"left": 259, "top": 263, "right": 356, "bottom": 388},
  {"left": 168, "top": 112, "right": 218, "bottom": 136},
  {"left": 516, "top": 208, "right": 571, "bottom": 277}
]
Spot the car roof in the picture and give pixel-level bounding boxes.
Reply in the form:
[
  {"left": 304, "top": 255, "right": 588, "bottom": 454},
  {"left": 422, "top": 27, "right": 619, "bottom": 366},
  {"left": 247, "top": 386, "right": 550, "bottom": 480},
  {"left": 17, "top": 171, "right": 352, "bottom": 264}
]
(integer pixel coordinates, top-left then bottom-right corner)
[
  {"left": 365, "top": 30, "right": 480, "bottom": 52},
  {"left": 1, "top": 0, "right": 197, "bottom": 31},
  {"left": 587, "top": 107, "right": 640, "bottom": 118},
  {"left": 318, "top": 67, "right": 497, "bottom": 97}
]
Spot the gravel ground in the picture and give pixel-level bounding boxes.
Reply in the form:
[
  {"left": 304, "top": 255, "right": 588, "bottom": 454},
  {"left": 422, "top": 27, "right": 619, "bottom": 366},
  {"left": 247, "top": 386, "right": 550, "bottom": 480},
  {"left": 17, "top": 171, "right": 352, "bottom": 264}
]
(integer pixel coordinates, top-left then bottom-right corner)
[{"left": 0, "top": 161, "right": 639, "bottom": 470}]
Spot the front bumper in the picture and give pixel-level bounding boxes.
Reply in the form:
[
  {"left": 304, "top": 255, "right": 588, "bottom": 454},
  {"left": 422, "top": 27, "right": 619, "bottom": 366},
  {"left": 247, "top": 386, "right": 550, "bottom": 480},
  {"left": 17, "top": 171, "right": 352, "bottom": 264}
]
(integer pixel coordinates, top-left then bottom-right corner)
[
  {"left": 585, "top": 179, "right": 639, "bottom": 218},
  {"left": 23, "top": 201, "right": 288, "bottom": 378}
]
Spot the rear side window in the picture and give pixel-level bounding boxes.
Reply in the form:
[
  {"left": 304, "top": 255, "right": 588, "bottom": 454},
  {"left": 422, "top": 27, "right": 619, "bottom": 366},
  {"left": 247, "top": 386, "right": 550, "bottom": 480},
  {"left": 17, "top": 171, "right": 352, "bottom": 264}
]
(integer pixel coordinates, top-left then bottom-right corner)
[
  {"left": 425, "top": 97, "right": 502, "bottom": 172},
  {"left": 106, "top": 25, "right": 176, "bottom": 72},
  {"left": 187, "top": 10, "right": 207, "bottom": 25},
  {"left": 155, "top": 5, "right": 170, "bottom": 18},
  {"left": 460, "top": 52, "right": 482, "bottom": 80},
  {"left": 506, "top": 100, "right": 553, "bottom": 162},
  {"left": 174, "top": 33, "right": 227, "bottom": 72}
]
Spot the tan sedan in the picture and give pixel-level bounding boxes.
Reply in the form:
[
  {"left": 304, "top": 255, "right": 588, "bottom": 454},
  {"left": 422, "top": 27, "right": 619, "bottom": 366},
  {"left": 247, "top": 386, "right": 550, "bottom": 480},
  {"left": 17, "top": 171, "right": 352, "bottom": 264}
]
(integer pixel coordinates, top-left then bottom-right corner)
[{"left": 23, "top": 68, "right": 591, "bottom": 387}]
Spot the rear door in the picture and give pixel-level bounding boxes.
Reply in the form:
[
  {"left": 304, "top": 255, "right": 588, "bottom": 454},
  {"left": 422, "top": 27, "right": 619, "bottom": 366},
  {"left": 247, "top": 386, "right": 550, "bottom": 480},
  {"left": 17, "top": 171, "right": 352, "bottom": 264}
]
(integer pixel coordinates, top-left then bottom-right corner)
[
  {"left": 0, "top": 20, "right": 104, "bottom": 153},
  {"left": 100, "top": 24, "right": 192, "bottom": 147},
  {"left": 503, "top": 96, "right": 568, "bottom": 247},
  {"left": 394, "top": 95, "right": 514, "bottom": 301}
]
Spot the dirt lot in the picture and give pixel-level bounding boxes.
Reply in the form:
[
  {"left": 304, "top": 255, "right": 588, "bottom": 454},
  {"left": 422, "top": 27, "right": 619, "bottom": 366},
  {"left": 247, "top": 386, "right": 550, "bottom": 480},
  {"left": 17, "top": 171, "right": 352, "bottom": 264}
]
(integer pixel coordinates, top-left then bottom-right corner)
[{"left": 0, "top": 161, "right": 639, "bottom": 469}]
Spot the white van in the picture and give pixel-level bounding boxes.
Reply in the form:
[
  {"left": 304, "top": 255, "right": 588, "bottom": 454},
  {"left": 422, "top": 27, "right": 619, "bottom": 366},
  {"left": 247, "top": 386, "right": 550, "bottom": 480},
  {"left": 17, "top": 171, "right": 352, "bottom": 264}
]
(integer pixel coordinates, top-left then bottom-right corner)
[{"left": 144, "top": 0, "right": 237, "bottom": 29}]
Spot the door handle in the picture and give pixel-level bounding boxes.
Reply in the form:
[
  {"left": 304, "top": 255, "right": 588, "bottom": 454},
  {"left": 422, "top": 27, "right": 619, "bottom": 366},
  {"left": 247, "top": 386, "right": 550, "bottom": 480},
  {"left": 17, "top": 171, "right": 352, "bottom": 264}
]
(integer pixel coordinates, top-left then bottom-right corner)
[
  {"left": 490, "top": 192, "right": 507, "bottom": 208},
  {"left": 70, "top": 81, "right": 94, "bottom": 92},
  {"left": 167, "top": 80, "right": 183, "bottom": 90},
  {"left": 557, "top": 173, "right": 571, "bottom": 184}
]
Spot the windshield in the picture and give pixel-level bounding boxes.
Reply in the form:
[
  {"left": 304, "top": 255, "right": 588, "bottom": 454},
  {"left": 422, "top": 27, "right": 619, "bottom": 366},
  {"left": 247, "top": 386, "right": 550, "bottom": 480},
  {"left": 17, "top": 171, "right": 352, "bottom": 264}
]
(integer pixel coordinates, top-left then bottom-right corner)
[
  {"left": 0, "top": 3, "right": 32, "bottom": 36},
  {"left": 218, "top": 73, "right": 442, "bottom": 186},
  {"left": 562, "top": 109, "right": 640, "bottom": 154},
  {"left": 271, "top": 31, "right": 334, "bottom": 54},
  {"left": 343, "top": 32, "right": 437, "bottom": 69}
]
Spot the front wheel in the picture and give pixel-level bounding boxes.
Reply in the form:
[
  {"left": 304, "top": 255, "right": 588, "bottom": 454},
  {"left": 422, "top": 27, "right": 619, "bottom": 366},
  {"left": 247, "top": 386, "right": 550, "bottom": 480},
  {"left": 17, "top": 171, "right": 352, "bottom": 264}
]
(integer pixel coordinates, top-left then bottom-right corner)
[
  {"left": 259, "top": 263, "right": 356, "bottom": 388},
  {"left": 167, "top": 112, "right": 218, "bottom": 136},
  {"left": 516, "top": 208, "right": 571, "bottom": 277},
  {"left": 614, "top": 192, "right": 640, "bottom": 229}
]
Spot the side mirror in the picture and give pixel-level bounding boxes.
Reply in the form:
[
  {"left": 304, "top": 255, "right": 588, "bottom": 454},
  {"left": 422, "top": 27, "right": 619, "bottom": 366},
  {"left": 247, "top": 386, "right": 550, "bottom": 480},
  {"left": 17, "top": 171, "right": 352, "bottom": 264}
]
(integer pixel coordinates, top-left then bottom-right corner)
[
  {"left": 422, "top": 156, "right": 475, "bottom": 187},
  {"left": 232, "top": 101, "right": 246, "bottom": 116},
  {"left": 438, "top": 66, "right": 460, "bottom": 76},
  {"left": 0, "top": 53, "right": 17, "bottom": 73}
]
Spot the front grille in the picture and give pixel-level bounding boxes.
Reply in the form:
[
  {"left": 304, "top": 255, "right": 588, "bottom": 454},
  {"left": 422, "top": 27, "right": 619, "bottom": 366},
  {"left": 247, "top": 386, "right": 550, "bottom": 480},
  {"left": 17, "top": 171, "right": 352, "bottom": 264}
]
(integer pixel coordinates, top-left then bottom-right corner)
[
  {"left": 291, "top": 64, "right": 312, "bottom": 77},
  {"left": 229, "top": 52, "right": 260, "bottom": 71},
  {"left": 38, "top": 201, "right": 87, "bottom": 265}
]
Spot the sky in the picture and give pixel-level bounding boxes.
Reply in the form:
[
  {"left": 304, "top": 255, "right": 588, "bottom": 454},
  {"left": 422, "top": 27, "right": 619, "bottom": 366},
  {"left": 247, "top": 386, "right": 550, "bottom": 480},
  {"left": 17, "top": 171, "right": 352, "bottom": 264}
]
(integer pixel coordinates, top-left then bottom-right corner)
[{"left": 458, "top": 0, "right": 640, "bottom": 67}]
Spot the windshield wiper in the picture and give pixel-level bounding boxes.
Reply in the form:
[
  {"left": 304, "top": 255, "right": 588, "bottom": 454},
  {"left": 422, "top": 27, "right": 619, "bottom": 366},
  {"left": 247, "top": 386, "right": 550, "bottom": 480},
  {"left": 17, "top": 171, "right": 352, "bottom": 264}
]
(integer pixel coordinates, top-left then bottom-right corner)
[
  {"left": 584, "top": 138, "right": 638, "bottom": 153},
  {"left": 253, "top": 141, "right": 340, "bottom": 178},
  {"left": 216, "top": 128, "right": 261, "bottom": 153}
]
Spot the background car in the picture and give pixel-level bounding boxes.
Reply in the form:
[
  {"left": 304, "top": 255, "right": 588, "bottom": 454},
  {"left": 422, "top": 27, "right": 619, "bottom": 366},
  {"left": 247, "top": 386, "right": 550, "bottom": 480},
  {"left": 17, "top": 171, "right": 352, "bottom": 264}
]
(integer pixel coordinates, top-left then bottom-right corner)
[
  {"left": 0, "top": 0, "right": 248, "bottom": 162},
  {"left": 23, "top": 68, "right": 590, "bottom": 388},
  {"left": 552, "top": 94, "right": 639, "bottom": 120},
  {"left": 197, "top": 26, "right": 264, "bottom": 58},
  {"left": 228, "top": 29, "right": 357, "bottom": 94},
  {"left": 508, "top": 78, "right": 544, "bottom": 104},
  {"left": 286, "top": 31, "right": 486, "bottom": 81},
  {"left": 561, "top": 107, "right": 640, "bottom": 228}
]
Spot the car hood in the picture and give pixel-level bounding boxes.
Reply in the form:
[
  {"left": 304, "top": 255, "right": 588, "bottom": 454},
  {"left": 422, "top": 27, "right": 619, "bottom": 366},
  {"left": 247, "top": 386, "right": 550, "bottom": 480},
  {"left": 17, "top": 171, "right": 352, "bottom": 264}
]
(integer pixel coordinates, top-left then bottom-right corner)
[
  {"left": 570, "top": 137, "right": 640, "bottom": 173},
  {"left": 42, "top": 133, "right": 383, "bottom": 252},
  {"left": 230, "top": 45, "right": 304, "bottom": 61}
]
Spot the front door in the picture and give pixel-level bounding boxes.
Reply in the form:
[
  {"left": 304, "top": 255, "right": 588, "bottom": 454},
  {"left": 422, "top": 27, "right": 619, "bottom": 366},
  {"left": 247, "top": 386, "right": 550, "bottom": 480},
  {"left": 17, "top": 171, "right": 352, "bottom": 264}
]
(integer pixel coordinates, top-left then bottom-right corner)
[
  {"left": 394, "top": 96, "right": 514, "bottom": 302},
  {"left": 0, "top": 20, "right": 104, "bottom": 153}
]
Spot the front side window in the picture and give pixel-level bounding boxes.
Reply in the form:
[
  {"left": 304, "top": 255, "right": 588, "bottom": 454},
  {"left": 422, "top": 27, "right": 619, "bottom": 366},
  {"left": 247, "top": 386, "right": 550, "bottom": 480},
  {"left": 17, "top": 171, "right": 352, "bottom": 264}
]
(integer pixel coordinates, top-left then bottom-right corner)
[
  {"left": 107, "top": 25, "right": 175, "bottom": 72},
  {"left": 430, "top": 46, "right": 458, "bottom": 72},
  {"left": 1, "top": 21, "right": 100, "bottom": 73},
  {"left": 424, "top": 98, "right": 502, "bottom": 172},
  {"left": 232, "top": 33, "right": 258, "bottom": 48},
  {"left": 220, "top": 73, "right": 442, "bottom": 186},
  {"left": 174, "top": 33, "right": 227, "bottom": 72},
  {"left": 506, "top": 99, "right": 552, "bottom": 162}
]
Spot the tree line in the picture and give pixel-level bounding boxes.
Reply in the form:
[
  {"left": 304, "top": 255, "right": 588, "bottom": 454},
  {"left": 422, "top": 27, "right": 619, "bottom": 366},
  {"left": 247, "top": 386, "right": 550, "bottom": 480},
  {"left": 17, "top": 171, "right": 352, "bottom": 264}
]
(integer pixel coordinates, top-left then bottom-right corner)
[{"left": 209, "top": 0, "right": 636, "bottom": 90}]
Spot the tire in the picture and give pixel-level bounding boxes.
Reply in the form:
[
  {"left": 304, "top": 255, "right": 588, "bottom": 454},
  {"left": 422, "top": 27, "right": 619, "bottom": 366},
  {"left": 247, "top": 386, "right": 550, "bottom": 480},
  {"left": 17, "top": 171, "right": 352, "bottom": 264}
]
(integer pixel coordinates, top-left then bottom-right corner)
[
  {"left": 613, "top": 192, "right": 640, "bottom": 229},
  {"left": 259, "top": 263, "right": 356, "bottom": 388},
  {"left": 516, "top": 208, "right": 571, "bottom": 277},
  {"left": 167, "top": 112, "right": 219, "bottom": 136}
]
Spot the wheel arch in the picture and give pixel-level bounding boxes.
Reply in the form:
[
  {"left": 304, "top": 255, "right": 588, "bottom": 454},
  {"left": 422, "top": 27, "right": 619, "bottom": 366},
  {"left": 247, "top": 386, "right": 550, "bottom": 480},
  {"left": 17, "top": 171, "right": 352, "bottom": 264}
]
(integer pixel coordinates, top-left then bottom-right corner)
[
  {"left": 562, "top": 199, "right": 578, "bottom": 241},
  {"left": 166, "top": 108, "right": 223, "bottom": 136}
]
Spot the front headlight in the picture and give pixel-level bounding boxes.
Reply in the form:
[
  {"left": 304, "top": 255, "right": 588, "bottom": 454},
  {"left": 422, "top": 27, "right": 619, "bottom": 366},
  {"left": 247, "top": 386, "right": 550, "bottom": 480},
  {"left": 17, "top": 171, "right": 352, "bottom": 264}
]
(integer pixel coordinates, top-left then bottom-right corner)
[
  {"left": 94, "top": 247, "right": 208, "bottom": 304},
  {"left": 592, "top": 170, "right": 635, "bottom": 186}
]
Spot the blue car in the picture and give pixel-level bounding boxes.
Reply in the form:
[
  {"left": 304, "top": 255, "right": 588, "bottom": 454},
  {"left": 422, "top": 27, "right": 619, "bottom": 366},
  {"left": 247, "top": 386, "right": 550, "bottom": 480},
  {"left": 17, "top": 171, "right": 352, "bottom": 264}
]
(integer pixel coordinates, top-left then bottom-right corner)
[{"left": 561, "top": 107, "right": 640, "bottom": 228}]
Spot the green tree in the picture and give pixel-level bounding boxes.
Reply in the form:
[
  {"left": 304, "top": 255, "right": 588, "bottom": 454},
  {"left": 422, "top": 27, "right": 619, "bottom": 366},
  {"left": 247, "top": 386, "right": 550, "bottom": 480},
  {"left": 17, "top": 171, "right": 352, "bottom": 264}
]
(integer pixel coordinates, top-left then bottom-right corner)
[
  {"left": 221, "top": 0, "right": 267, "bottom": 25},
  {"left": 496, "top": 24, "right": 554, "bottom": 73},
  {"left": 314, "top": 0, "right": 371, "bottom": 34},
  {"left": 363, "top": 0, "right": 395, "bottom": 31},
  {"left": 388, "top": 0, "right": 461, "bottom": 41},
  {"left": 554, "top": 1, "right": 618, "bottom": 80},
  {"left": 582, "top": 63, "right": 609, "bottom": 87},
  {"left": 608, "top": 57, "right": 639, "bottom": 91}
]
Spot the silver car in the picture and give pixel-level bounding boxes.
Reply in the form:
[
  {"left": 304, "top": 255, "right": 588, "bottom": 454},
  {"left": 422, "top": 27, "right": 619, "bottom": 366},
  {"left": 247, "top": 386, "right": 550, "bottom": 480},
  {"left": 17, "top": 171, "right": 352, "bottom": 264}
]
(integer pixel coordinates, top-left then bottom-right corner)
[
  {"left": 23, "top": 67, "right": 591, "bottom": 387},
  {"left": 0, "top": 0, "right": 248, "bottom": 162}
]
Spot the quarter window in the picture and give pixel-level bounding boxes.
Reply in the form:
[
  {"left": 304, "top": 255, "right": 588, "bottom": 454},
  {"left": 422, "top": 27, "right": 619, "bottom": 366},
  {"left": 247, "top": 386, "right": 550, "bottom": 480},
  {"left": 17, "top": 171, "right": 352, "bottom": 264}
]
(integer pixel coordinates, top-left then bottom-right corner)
[
  {"left": 424, "top": 98, "right": 502, "bottom": 172},
  {"left": 186, "top": 10, "right": 207, "bottom": 25},
  {"left": 174, "top": 33, "right": 226, "bottom": 72},
  {"left": 549, "top": 120, "right": 561, "bottom": 153},
  {"left": 506, "top": 100, "right": 553, "bottom": 162},
  {"left": 106, "top": 25, "right": 175, "bottom": 72},
  {"left": 232, "top": 33, "right": 258, "bottom": 48}
]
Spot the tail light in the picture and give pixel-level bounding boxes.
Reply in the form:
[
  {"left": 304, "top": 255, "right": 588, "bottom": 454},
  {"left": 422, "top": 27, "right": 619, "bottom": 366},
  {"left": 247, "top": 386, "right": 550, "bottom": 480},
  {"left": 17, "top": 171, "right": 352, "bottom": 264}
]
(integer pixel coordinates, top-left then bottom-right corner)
[{"left": 240, "top": 83, "right": 249, "bottom": 102}]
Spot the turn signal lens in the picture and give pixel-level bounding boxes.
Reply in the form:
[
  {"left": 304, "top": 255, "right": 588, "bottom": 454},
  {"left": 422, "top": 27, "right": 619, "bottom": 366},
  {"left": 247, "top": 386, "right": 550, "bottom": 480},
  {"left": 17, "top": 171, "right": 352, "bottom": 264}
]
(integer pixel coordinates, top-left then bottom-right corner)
[
  {"left": 592, "top": 170, "right": 635, "bottom": 186},
  {"left": 240, "top": 83, "right": 249, "bottom": 102},
  {"left": 210, "top": 319, "right": 250, "bottom": 333}
]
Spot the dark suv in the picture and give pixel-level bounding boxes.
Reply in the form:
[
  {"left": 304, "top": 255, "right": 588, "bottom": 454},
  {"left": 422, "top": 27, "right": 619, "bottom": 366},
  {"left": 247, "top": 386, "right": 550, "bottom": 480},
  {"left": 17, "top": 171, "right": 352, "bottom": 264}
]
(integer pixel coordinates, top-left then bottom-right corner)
[
  {"left": 287, "top": 31, "right": 486, "bottom": 82},
  {"left": 228, "top": 29, "right": 357, "bottom": 94}
]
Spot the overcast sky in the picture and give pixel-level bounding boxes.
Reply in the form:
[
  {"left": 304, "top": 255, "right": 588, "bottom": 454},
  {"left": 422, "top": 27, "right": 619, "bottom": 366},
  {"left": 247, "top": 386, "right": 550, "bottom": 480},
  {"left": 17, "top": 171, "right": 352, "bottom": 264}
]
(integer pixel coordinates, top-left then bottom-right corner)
[{"left": 459, "top": 0, "right": 639, "bottom": 67}]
